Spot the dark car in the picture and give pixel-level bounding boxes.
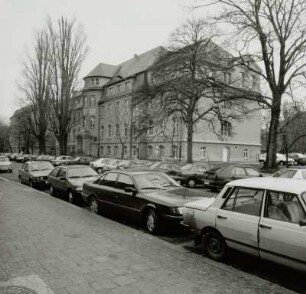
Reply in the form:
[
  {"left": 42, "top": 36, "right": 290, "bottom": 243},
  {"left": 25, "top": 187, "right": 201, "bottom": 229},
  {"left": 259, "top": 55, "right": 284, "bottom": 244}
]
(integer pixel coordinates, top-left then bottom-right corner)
[
  {"left": 149, "top": 162, "right": 181, "bottom": 176},
  {"left": 203, "top": 164, "right": 262, "bottom": 191},
  {"left": 18, "top": 161, "right": 54, "bottom": 188},
  {"left": 288, "top": 153, "right": 306, "bottom": 165},
  {"left": 82, "top": 170, "right": 207, "bottom": 234},
  {"left": 170, "top": 162, "right": 211, "bottom": 188},
  {"left": 48, "top": 165, "right": 98, "bottom": 204}
]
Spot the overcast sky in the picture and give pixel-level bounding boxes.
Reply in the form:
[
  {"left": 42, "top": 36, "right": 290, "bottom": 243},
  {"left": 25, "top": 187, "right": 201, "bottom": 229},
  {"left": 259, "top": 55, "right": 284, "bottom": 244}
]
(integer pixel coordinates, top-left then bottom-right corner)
[{"left": 0, "top": 0, "right": 207, "bottom": 121}]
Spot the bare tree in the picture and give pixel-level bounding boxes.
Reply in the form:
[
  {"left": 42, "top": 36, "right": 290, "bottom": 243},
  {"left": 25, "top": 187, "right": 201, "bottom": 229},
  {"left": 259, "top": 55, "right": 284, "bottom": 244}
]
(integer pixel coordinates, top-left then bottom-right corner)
[
  {"left": 0, "top": 118, "right": 11, "bottom": 152},
  {"left": 135, "top": 18, "right": 253, "bottom": 162},
  {"left": 199, "top": 0, "right": 306, "bottom": 168},
  {"left": 19, "top": 29, "right": 52, "bottom": 154},
  {"left": 48, "top": 16, "right": 88, "bottom": 155}
]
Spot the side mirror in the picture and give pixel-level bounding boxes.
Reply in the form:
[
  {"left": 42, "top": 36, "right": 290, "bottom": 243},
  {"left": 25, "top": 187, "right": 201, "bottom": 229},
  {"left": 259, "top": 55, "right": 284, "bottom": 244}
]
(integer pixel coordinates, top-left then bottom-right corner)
[
  {"left": 124, "top": 187, "right": 137, "bottom": 194},
  {"left": 299, "top": 219, "right": 306, "bottom": 227}
]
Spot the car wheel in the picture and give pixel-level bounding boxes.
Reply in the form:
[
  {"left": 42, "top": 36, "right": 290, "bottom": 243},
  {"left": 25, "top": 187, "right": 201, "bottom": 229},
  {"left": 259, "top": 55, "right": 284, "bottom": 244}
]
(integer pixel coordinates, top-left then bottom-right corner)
[
  {"left": 187, "top": 178, "right": 196, "bottom": 188},
  {"left": 89, "top": 197, "right": 100, "bottom": 214},
  {"left": 203, "top": 230, "right": 226, "bottom": 261},
  {"left": 68, "top": 191, "right": 74, "bottom": 204},
  {"left": 49, "top": 185, "right": 55, "bottom": 196},
  {"left": 145, "top": 209, "right": 159, "bottom": 234}
]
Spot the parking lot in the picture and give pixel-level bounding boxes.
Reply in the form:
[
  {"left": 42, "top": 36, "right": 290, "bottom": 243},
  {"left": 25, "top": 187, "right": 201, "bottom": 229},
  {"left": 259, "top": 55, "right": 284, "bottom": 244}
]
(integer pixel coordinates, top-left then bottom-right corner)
[{"left": 0, "top": 162, "right": 306, "bottom": 293}]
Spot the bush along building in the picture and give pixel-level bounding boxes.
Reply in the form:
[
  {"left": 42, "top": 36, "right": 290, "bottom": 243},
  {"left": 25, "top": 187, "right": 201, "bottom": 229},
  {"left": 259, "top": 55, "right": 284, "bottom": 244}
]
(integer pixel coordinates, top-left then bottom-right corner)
[{"left": 68, "top": 42, "right": 262, "bottom": 163}]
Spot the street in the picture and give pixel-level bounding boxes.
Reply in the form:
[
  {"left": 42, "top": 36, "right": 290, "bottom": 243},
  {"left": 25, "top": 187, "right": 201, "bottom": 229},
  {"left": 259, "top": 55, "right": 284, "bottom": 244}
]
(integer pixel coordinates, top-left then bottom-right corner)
[{"left": 0, "top": 163, "right": 305, "bottom": 294}]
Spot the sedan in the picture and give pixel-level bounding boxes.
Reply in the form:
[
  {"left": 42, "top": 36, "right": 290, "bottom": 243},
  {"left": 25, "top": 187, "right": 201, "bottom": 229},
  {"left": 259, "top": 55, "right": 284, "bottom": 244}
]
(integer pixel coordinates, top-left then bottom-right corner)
[
  {"left": 52, "top": 156, "right": 73, "bottom": 166},
  {"left": 82, "top": 170, "right": 208, "bottom": 234},
  {"left": 182, "top": 177, "right": 306, "bottom": 272},
  {"left": 203, "top": 164, "right": 262, "bottom": 191},
  {"left": 19, "top": 161, "right": 54, "bottom": 188},
  {"left": 0, "top": 156, "right": 13, "bottom": 173},
  {"left": 48, "top": 165, "right": 98, "bottom": 204}
]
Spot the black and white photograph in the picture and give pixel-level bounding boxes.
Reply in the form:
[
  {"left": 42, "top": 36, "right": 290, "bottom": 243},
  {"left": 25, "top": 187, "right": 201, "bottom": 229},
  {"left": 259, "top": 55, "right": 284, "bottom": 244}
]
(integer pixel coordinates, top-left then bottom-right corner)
[{"left": 0, "top": 0, "right": 306, "bottom": 293}]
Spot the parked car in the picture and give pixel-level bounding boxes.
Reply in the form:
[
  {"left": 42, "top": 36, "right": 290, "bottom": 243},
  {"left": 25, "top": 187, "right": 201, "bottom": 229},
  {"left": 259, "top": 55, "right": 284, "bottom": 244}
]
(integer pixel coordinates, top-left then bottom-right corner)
[
  {"left": 117, "top": 159, "right": 152, "bottom": 170},
  {"left": 259, "top": 153, "right": 296, "bottom": 165},
  {"left": 272, "top": 167, "right": 306, "bottom": 179},
  {"left": 90, "top": 158, "right": 116, "bottom": 173},
  {"left": 202, "top": 164, "right": 262, "bottom": 191},
  {"left": 48, "top": 165, "right": 98, "bottom": 204},
  {"left": 169, "top": 162, "right": 211, "bottom": 188},
  {"left": 182, "top": 177, "right": 306, "bottom": 272},
  {"left": 82, "top": 170, "right": 208, "bottom": 234},
  {"left": 51, "top": 156, "right": 73, "bottom": 166},
  {"left": 18, "top": 161, "right": 54, "bottom": 188},
  {"left": 149, "top": 162, "right": 182, "bottom": 175},
  {"left": 0, "top": 156, "right": 13, "bottom": 173},
  {"left": 288, "top": 153, "right": 306, "bottom": 165},
  {"left": 68, "top": 156, "right": 94, "bottom": 165}
]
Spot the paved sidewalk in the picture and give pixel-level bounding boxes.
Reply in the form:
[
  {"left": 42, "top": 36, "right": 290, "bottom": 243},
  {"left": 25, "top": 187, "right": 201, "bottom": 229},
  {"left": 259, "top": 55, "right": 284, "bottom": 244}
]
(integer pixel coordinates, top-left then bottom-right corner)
[{"left": 0, "top": 178, "right": 295, "bottom": 294}]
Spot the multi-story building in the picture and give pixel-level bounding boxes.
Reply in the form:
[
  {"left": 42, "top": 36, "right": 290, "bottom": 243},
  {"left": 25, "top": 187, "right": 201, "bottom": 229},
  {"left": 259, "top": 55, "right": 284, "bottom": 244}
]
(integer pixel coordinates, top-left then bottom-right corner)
[{"left": 69, "top": 44, "right": 262, "bottom": 163}]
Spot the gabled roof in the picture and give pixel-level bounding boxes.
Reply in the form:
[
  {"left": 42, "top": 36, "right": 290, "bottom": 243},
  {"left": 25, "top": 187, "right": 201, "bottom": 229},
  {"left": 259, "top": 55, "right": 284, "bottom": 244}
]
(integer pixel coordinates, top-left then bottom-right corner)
[{"left": 84, "top": 63, "right": 118, "bottom": 78}]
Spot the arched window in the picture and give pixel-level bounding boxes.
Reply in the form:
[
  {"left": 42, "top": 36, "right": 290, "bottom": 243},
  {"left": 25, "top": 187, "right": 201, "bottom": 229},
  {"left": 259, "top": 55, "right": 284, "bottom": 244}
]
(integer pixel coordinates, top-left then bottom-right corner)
[
  {"left": 147, "top": 145, "right": 153, "bottom": 157},
  {"left": 108, "top": 125, "right": 112, "bottom": 137},
  {"left": 221, "top": 121, "right": 232, "bottom": 137},
  {"left": 158, "top": 145, "right": 165, "bottom": 159},
  {"left": 172, "top": 145, "right": 178, "bottom": 158},
  {"left": 100, "top": 146, "right": 104, "bottom": 155},
  {"left": 114, "top": 146, "right": 119, "bottom": 157},
  {"left": 107, "top": 146, "right": 111, "bottom": 155},
  {"left": 148, "top": 120, "right": 154, "bottom": 136}
]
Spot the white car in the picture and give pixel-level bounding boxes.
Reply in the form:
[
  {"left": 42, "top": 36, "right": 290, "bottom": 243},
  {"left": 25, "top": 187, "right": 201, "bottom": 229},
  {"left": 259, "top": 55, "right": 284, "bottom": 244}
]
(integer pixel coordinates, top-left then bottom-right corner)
[
  {"left": 273, "top": 168, "right": 306, "bottom": 179},
  {"left": 182, "top": 177, "right": 306, "bottom": 272},
  {"left": 0, "top": 156, "right": 13, "bottom": 173},
  {"left": 89, "top": 158, "right": 115, "bottom": 173},
  {"left": 52, "top": 156, "right": 73, "bottom": 166},
  {"left": 259, "top": 153, "right": 296, "bottom": 165}
]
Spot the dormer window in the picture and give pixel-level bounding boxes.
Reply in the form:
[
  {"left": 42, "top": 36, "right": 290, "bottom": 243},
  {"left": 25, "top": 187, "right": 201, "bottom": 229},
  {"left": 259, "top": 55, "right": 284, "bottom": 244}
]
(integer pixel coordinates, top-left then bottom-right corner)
[
  {"left": 95, "top": 78, "right": 99, "bottom": 85},
  {"left": 91, "top": 78, "right": 95, "bottom": 85}
]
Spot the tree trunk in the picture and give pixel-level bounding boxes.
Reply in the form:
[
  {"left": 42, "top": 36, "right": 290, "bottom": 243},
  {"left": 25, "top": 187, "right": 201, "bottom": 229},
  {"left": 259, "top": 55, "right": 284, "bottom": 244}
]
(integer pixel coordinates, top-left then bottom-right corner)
[
  {"left": 186, "top": 120, "right": 193, "bottom": 163},
  {"left": 58, "top": 134, "right": 68, "bottom": 155},
  {"left": 265, "top": 96, "right": 281, "bottom": 169},
  {"left": 38, "top": 137, "right": 46, "bottom": 154}
]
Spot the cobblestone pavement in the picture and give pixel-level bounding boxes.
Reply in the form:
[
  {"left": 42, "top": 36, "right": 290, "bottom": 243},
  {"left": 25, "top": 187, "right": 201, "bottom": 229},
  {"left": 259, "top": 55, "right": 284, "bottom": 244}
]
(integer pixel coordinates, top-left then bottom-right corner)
[{"left": 0, "top": 176, "right": 298, "bottom": 294}]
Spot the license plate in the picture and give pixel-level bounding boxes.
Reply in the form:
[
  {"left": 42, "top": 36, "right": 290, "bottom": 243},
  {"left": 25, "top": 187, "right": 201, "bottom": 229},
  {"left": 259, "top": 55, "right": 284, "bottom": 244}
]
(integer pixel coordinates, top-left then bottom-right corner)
[{"left": 204, "top": 181, "right": 210, "bottom": 185}]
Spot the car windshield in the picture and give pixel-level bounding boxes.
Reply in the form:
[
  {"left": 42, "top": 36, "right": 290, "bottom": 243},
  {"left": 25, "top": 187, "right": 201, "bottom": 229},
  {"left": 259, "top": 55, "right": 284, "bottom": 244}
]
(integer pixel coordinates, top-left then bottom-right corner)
[
  {"left": 29, "top": 162, "right": 54, "bottom": 171},
  {"left": 0, "top": 157, "right": 9, "bottom": 162},
  {"left": 134, "top": 172, "right": 180, "bottom": 190},
  {"left": 67, "top": 167, "right": 98, "bottom": 178}
]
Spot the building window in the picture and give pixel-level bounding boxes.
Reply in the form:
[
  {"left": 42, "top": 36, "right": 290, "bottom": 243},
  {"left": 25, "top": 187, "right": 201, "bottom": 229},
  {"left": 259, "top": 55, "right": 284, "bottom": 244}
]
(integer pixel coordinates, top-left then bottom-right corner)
[
  {"left": 114, "top": 146, "right": 118, "bottom": 157},
  {"left": 91, "top": 78, "right": 95, "bottom": 85},
  {"left": 123, "top": 145, "right": 127, "bottom": 155},
  {"left": 100, "top": 146, "right": 104, "bottom": 155},
  {"left": 147, "top": 145, "right": 153, "bottom": 157},
  {"left": 83, "top": 116, "right": 87, "bottom": 128},
  {"left": 116, "top": 124, "right": 120, "bottom": 137},
  {"left": 158, "top": 145, "right": 165, "bottom": 159},
  {"left": 108, "top": 125, "right": 112, "bottom": 137},
  {"left": 172, "top": 145, "right": 178, "bottom": 158},
  {"left": 93, "top": 137, "right": 97, "bottom": 142},
  {"left": 133, "top": 145, "right": 137, "bottom": 157},
  {"left": 221, "top": 121, "right": 232, "bottom": 137},
  {"left": 148, "top": 120, "right": 154, "bottom": 136},
  {"left": 90, "top": 96, "right": 96, "bottom": 107},
  {"left": 95, "top": 78, "right": 99, "bottom": 85},
  {"left": 172, "top": 117, "right": 179, "bottom": 135},
  {"left": 89, "top": 116, "right": 95, "bottom": 128},
  {"left": 160, "top": 119, "right": 166, "bottom": 133},
  {"left": 124, "top": 123, "right": 128, "bottom": 137},
  {"left": 200, "top": 146, "right": 207, "bottom": 159},
  {"left": 107, "top": 146, "right": 111, "bottom": 155},
  {"left": 243, "top": 149, "right": 249, "bottom": 160},
  {"left": 101, "top": 125, "right": 104, "bottom": 138}
]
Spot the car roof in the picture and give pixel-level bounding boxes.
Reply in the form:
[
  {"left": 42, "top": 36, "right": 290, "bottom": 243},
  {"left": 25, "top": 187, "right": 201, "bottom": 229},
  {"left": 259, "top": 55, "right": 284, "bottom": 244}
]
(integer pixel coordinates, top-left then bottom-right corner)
[{"left": 228, "top": 177, "right": 306, "bottom": 194}]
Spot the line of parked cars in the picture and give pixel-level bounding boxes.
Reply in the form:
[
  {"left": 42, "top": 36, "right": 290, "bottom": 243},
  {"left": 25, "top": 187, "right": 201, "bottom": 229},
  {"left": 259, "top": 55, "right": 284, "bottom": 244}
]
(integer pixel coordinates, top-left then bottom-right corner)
[{"left": 3, "top": 151, "right": 306, "bottom": 272}]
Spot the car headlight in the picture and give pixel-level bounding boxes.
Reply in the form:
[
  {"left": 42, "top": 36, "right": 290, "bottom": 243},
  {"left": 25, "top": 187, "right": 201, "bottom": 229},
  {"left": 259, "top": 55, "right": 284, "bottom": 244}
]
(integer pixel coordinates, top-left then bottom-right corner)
[
  {"left": 76, "top": 186, "right": 82, "bottom": 192},
  {"left": 170, "top": 207, "right": 184, "bottom": 215}
]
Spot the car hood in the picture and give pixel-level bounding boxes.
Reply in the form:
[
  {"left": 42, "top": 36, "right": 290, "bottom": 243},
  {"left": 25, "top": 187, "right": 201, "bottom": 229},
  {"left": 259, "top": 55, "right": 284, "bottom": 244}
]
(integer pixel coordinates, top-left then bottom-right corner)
[
  {"left": 184, "top": 197, "right": 216, "bottom": 210},
  {"left": 0, "top": 162, "right": 12, "bottom": 167},
  {"left": 31, "top": 170, "right": 53, "bottom": 177},
  {"left": 68, "top": 176, "right": 98, "bottom": 187},
  {"left": 141, "top": 188, "right": 204, "bottom": 207}
]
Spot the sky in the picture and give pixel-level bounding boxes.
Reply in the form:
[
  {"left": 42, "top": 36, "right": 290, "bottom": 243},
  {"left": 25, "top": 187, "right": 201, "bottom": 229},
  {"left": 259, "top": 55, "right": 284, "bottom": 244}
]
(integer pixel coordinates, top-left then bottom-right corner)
[{"left": 0, "top": 0, "right": 206, "bottom": 121}]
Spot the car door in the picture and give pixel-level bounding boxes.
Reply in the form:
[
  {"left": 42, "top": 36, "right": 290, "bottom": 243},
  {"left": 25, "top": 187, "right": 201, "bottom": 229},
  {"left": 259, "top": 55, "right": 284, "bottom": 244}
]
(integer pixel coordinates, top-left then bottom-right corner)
[
  {"left": 95, "top": 172, "right": 120, "bottom": 211},
  {"left": 54, "top": 167, "right": 67, "bottom": 193},
  {"left": 215, "top": 186, "right": 264, "bottom": 256},
  {"left": 259, "top": 190, "right": 306, "bottom": 271},
  {"left": 114, "top": 173, "right": 144, "bottom": 219}
]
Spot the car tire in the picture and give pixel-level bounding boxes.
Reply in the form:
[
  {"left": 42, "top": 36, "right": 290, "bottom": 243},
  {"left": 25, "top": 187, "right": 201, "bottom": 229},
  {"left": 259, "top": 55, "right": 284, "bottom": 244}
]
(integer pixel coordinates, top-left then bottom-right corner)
[
  {"left": 203, "top": 230, "right": 226, "bottom": 261},
  {"left": 49, "top": 185, "right": 55, "bottom": 196},
  {"left": 145, "top": 209, "right": 159, "bottom": 235},
  {"left": 187, "top": 178, "right": 196, "bottom": 188},
  {"left": 89, "top": 196, "right": 100, "bottom": 214},
  {"left": 68, "top": 191, "right": 75, "bottom": 204}
]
